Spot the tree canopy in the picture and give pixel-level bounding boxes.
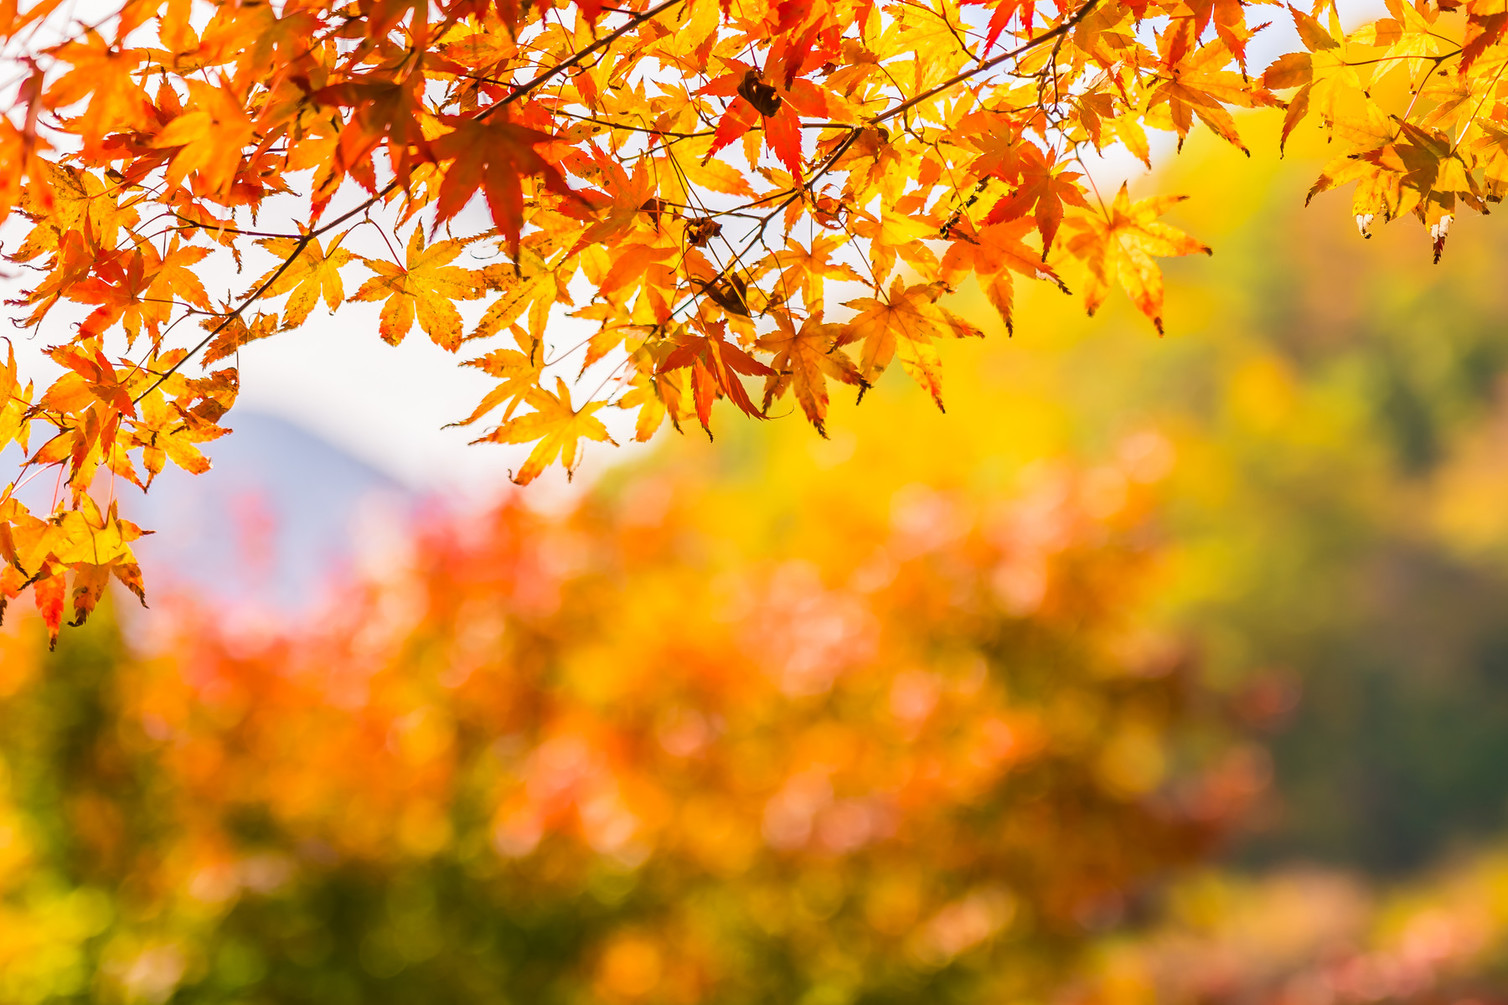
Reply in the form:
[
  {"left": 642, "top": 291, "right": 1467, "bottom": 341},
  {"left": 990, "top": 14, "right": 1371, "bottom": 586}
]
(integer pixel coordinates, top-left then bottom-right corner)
[
  {"left": 1, "top": 0, "right": 1504, "bottom": 639},
  {"left": 0, "top": 426, "right": 1251, "bottom": 1003}
]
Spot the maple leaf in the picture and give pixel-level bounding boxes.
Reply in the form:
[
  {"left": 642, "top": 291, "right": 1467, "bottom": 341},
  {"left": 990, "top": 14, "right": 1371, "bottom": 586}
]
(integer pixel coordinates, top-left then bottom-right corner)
[
  {"left": 940, "top": 217, "right": 1067, "bottom": 335},
  {"left": 982, "top": 146, "right": 1088, "bottom": 253},
  {"left": 959, "top": 0, "right": 1026, "bottom": 53},
  {"left": 127, "top": 377, "right": 233, "bottom": 487},
  {"left": 658, "top": 322, "right": 776, "bottom": 433},
  {"left": 202, "top": 310, "right": 278, "bottom": 366},
  {"left": 1149, "top": 38, "right": 1277, "bottom": 153},
  {"left": 473, "top": 377, "right": 616, "bottom": 484},
  {"left": 1304, "top": 101, "right": 1430, "bottom": 240},
  {"left": 757, "top": 312, "right": 866, "bottom": 436},
  {"left": 43, "top": 30, "right": 150, "bottom": 156},
  {"left": 1464, "top": 1, "right": 1508, "bottom": 72},
  {"left": 702, "top": 64, "right": 823, "bottom": 182},
  {"left": 1065, "top": 184, "right": 1212, "bottom": 335},
  {"left": 0, "top": 491, "right": 146, "bottom": 645},
  {"left": 68, "top": 239, "right": 216, "bottom": 347},
  {"left": 0, "top": 109, "right": 52, "bottom": 228},
  {"left": 569, "top": 150, "right": 660, "bottom": 251},
  {"left": 313, "top": 75, "right": 431, "bottom": 198},
  {"left": 153, "top": 78, "right": 255, "bottom": 198},
  {"left": 0, "top": 339, "right": 34, "bottom": 462},
  {"left": 837, "top": 279, "right": 982, "bottom": 410},
  {"left": 471, "top": 236, "right": 566, "bottom": 346},
  {"left": 452, "top": 348, "right": 543, "bottom": 426},
  {"left": 353, "top": 228, "right": 485, "bottom": 350},
  {"left": 147, "top": 239, "right": 212, "bottom": 316},
  {"left": 616, "top": 355, "right": 690, "bottom": 442},
  {"left": 47, "top": 342, "right": 135, "bottom": 418},
  {"left": 597, "top": 241, "right": 679, "bottom": 299},
  {"left": 774, "top": 236, "right": 864, "bottom": 309},
  {"left": 69, "top": 250, "right": 155, "bottom": 344},
  {"left": 849, "top": 209, "right": 939, "bottom": 286},
  {"left": 1351, "top": 0, "right": 1445, "bottom": 89},
  {"left": 430, "top": 114, "right": 580, "bottom": 260},
  {"left": 137, "top": 415, "right": 222, "bottom": 484},
  {"left": 250, "top": 236, "right": 355, "bottom": 330},
  {"left": 1188, "top": 0, "right": 1256, "bottom": 68}
]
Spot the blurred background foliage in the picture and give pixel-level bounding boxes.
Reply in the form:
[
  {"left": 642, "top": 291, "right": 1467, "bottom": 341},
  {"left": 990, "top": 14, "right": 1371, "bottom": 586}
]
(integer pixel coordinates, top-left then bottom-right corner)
[
  {"left": 0, "top": 427, "right": 1247, "bottom": 1003},
  {"left": 8, "top": 115, "right": 1508, "bottom": 1002}
]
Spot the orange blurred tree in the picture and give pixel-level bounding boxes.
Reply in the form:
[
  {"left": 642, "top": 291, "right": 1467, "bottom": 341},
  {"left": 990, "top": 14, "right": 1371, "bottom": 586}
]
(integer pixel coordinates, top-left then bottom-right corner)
[
  {"left": 0, "top": 441, "right": 1265, "bottom": 1002},
  {"left": 3, "top": 0, "right": 1506, "bottom": 636}
]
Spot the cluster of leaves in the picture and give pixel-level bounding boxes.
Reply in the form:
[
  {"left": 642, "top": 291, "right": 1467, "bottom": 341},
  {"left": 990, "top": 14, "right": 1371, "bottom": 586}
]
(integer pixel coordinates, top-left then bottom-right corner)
[
  {"left": 3, "top": 0, "right": 1506, "bottom": 636},
  {"left": 0, "top": 441, "right": 1259, "bottom": 1003}
]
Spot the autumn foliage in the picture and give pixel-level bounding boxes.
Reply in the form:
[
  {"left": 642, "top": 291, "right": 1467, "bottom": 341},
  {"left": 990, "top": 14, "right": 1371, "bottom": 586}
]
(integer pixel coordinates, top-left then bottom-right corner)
[
  {"left": 0, "top": 440, "right": 1266, "bottom": 1002},
  {"left": 3, "top": 0, "right": 1508, "bottom": 636}
]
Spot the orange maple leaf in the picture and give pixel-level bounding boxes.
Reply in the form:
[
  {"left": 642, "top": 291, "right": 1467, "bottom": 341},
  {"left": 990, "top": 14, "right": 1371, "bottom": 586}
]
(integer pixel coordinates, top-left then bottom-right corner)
[
  {"left": 202, "top": 309, "right": 278, "bottom": 366},
  {"left": 152, "top": 79, "right": 255, "bottom": 198},
  {"left": 70, "top": 250, "right": 153, "bottom": 343},
  {"left": 703, "top": 65, "right": 826, "bottom": 182},
  {"left": 775, "top": 235, "right": 864, "bottom": 309},
  {"left": 658, "top": 322, "right": 776, "bottom": 433},
  {"left": 43, "top": 30, "right": 150, "bottom": 157},
  {"left": 756, "top": 312, "right": 866, "bottom": 437},
  {"left": 452, "top": 348, "right": 543, "bottom": 427},
  {"left": 1065, "top": 184, "right": 1212, "bottom": 335},
  {"left": 838, "top": 279, "right": 982, "bottom": 410},
  {"left": 0, "top": 341, "right": 32, "bottom": 457},
  {"left": 982, "top": 146, "right": 1088, "bottom": 253},
  {"left": 940, "top": 217, "right": 1066, "bottom": 335},
  {"left": 430, "top": 114, "right": 579, "bottom": 260},
  {"left": 1149, "top": 38, "right": 1276, "bottom": 153}
]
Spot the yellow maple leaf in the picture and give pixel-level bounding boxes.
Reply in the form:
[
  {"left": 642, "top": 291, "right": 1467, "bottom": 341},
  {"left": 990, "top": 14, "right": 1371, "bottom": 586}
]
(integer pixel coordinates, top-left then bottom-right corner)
[
  {"left": 250, "top": 235, "right": 355, "bottom": 330},
  {"left": 452, "top": 348, "right": 543, "bottom": 427},
  {"left": 474, "top": 377, "right": 616, "bottom": 484},
  {"left": 352, "top": 227, "right": 484, "bottom": 350}
]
